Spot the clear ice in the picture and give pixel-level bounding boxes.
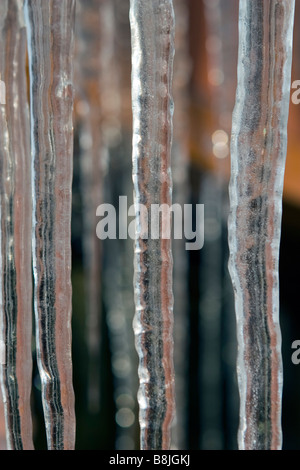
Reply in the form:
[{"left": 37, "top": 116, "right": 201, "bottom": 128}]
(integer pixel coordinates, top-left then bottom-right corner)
[
  {"left": 228, "top": 0, "right": 295, "bottom": 450},
  {"left": 0, "top": 0, "right": 33, "bottom": 450},
  {"left": 129, "top": 0, "right": 176, "bottom": 450},
  {"left": 24, "top": 0, "right": 76, "bottom": 450}
]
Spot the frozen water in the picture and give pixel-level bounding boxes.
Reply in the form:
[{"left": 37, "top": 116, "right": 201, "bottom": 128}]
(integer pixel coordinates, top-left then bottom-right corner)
[
  {"left": 228, "top": 0, "right": 295, "bottom": 450},
  {"left": 24, "top": 0, "right": 76, "bottom": 450},
  {"left": 130, "top": 0, "right": 175, "bottom": 450}
]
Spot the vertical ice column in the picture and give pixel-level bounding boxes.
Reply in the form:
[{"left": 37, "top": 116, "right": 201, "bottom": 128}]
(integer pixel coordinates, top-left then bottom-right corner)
[
  {"left": 130, "top": 0, "right": 175, "bottom": 450},
  {"left": 24, "top": 0, "right": 76, "bottom": 450},
  {"left": 0, "top": 0, "right": 33, "bottom": 450},
  {"left": 228, "top": 0, "right": 295, "bottom": 450}
]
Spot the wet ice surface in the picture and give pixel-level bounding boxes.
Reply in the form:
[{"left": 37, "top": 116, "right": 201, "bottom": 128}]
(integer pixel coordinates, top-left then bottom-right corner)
[
  {"left": 130, "top": 0, "right": 175, "bottom": 450},
  {"left": 0, "top": 0, "right": 33, "bottom": 450},
  {"left": 25, "top": 0, "right": 76, "bottom": 450},
  {"left": 228, "top": 0, "right": 295, "bottom": 450}
]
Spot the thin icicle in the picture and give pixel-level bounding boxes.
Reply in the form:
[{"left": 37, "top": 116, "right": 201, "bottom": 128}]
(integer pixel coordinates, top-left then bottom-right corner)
[
  {"left": 0, "top": 0, "right": 33, "bottom": 450},
  {"left": 130, "top": 0, "right": 175, "bottom": 450},
  {"left": 228, "top": 0, "right": 295, "bottom": 450},
  {"left": 24, "top": 0, "right": 76, "bottom": 450}
]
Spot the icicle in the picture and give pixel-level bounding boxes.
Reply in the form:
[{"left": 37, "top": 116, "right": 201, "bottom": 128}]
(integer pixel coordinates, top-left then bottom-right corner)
[
  {"left": 228, "top": 0, "right": 295, "bottom": 450},
  {"left": 24, "top": 0, "right": 76, "bottom": 450},
  {"left": 171, "top": 0, "right": 190, "bottom": 450},
  {"left": 130, "top": 0, "right": 175, "bottom": 450},
  {"left": 0, "top": 0, "right": 33, "bottom": 450}
]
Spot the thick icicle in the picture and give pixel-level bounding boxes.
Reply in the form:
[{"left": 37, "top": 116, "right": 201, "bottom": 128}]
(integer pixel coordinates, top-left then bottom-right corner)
[
  {"left": 130, "top": 0, "right": 175, "bottom": 450},
  {"left": 0, "top": 0, "right": 33, "bottom": 450},
  {"left": 228, "top": 0, "right": 295, "bottom": 450},
  {"left": 24, "top": 0, "right": 76, "bottom": 450}
]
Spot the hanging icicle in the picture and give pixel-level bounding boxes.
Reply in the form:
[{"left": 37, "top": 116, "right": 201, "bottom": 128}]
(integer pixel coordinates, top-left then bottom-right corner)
[
  {"left": 228, "top": 0, "right": 295, "bottom": 450},
  {"left": 129, "top": 0, "right": 175, "bottom": 450},
  {"left": 24, "top": 0, "right": 76, "bottom": 450},
  {"left": 0, "top": 0, "right": 33, "bottom": 450}
]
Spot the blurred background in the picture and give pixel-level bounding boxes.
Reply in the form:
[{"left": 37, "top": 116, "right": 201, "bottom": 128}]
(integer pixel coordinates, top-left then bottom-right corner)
[{"left": 1, "top": 0, "right": 300, "bottom": 450}]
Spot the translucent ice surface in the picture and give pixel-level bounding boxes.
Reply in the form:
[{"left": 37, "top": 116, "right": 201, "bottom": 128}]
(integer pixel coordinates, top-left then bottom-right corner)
[
  {"left": 228, "top": 0, "right": 295, "bottom": 450},
  {"left": 0, "top": 0, "right": 33, "bottom": 450},
  {"left": 130, "top": 0, "right": 175, "bottom": 450},
  {"left": 25, "top": 0, "right": 76, "bottom": 450}
]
